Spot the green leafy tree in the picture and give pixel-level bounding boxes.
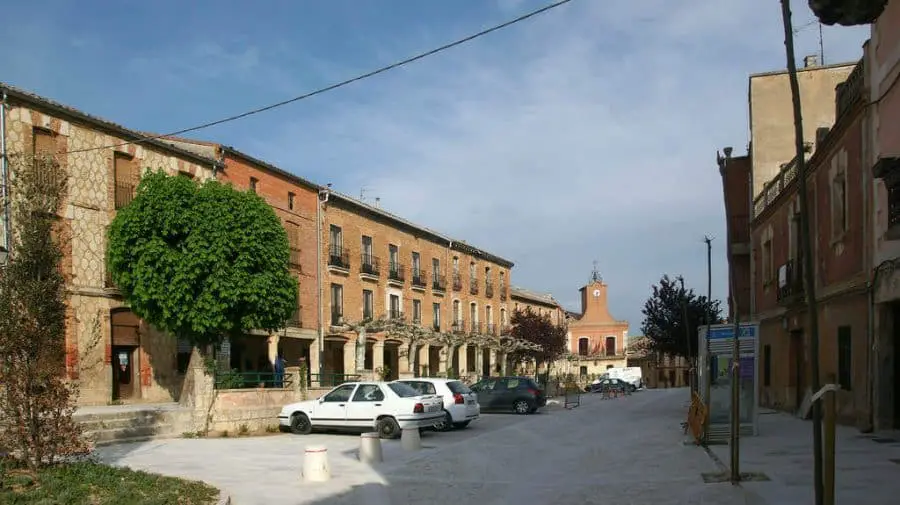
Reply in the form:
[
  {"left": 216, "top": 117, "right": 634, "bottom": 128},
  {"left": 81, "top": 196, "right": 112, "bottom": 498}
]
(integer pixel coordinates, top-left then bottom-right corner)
[
  {"left": 106, "top": 170, "right": 298, "bottom": 348},
  {"left": 639, "top": 274, "right": 723, "bottom": 359},
  {"left": 0, "top": 154, "right": 89, "bottom": 468}
]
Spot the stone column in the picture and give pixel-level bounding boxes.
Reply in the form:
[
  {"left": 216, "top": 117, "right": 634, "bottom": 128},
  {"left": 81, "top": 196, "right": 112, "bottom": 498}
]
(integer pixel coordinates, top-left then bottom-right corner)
[
  {"left": 475, "top": 346, "right": 484, "bottom": 377},
  {"left": 398, "top": 345, "right": 412, "bottom": 378},
  {"left": 308, "top": 340, "right": 321, "bottom": 387},
  {"left": 343, "top": 340, "right": 356, "bottom": 378},
  {"left": 459, "top": 345, "right": 469, "bottom": 375},
  {"left": 373, "top": 341, "right": 385, "bottom": 379},
  {"left": 268, "top": 333, "right": 280, "bottom": 362},
  {"left": 440, "top": 345, "right": 449, "bottom": 375},
  {"left": 418, "top": 345, "right": 429, "bottom": 377},
  {"left": 488, "top": 349, "right": 497, "bottom": 376}
]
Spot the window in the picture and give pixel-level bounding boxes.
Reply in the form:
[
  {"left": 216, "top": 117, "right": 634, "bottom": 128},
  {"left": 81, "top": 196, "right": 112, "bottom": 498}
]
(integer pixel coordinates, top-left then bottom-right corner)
[
  {"left": 485, "top": 305, "right": 492, "bottom": 324},
  {"left": 432, "top": 303, "right": 441, "bottom": 330},
  {"left": 412, "top": 252, "right": 421, "bottom": 275},
  {"left": 113, "top": 152, "right": 137, "bottom": 209},
  {"left": 453, "top": 300, "right": 461, "bottom": 322},
  {"left": 469, "top": 261, "right": 476, "bottom": 281},
  {"left": 578, "top": 338, "right": 589, "bottom": 356},
  {"left": 387, "top": 382, "right": 420, "bottom": 398},
  {"left": 831, "top": 151, "right": 849, "bottom": 238},
  {"left": 605, "top": 336, "right": 616, "bottom": 356},
  {"left": 404, "top": 381, "right": 436, "bottom": 395},
  {"left": 330, "top": 283, "right": 343, "bottom": 325},
  {"left": 286, "top": 221, "right": 301, "bottom": 266},
  {"left": 838, "top": 326, "right": 852, "bottom": 390},
  {"left": 362, "top": 289, "right": 374, "bottom": 320},
  {"left": 789, "top": 212, "right": 800, "bottom": 260},
  {"left": 249, "top": 177, "right": 258, "bottom": 193},
  {"left": 579, "top": 366, "right": 588, "bottom": 377},
  {"left": 389, "top": 244, "right": 399, "bottom": 269},
  {"left": 323, "top": 384, "right": 356, "bottom": 402},
  {"left": 361, "top": 236, "right": 374, "bottom": 266},
  {"left": 390, "top": 294, "right": 401, "bottom": 319},
  {"left": 470, "top": 302, "right": 477, "bottom": 323},
  {"left": 288, "top": 192, "right": 295, "bottom": 210},
  {"left": 452, "top": 256, "right": 459, "bottom": 274},
  {"left": 432, "top": 257, "right": 440, "bottom": 274},
  {"left": 762, "top": 238, "right": 772, "bottom": 282},
  {"left": 329, "top": 225, "right": 342, "bottom": 253},
  {"left": 352, "top": 384, "right": 385, "bottom": 402},
  {"left": 763, "top": 344, "right": 771, "bottom": 387},
  {"left": 484, "top": 266, "right": 491, "bottom": 283},
  {"left": 32, "top": 127, "right": 56, "bottom": 156},
  {"left": 412, "top": 299, "right": 422, "bottom": 323},
  {"left": 500, "top": 308, "right": 507, "bottom": 325}
]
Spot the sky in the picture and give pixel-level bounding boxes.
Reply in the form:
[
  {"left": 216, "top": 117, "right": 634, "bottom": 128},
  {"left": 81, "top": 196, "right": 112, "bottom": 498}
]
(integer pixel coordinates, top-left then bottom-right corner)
[{"left": 0, "top": 0, "right": 870, "bottom": 332}]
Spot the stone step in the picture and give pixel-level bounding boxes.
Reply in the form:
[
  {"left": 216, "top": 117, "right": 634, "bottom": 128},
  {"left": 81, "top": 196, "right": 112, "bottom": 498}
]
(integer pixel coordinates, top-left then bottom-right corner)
[
  {"left": 78, "top": 416, "right": 171, "bottom": 431},
  {"left": 86, "top": 424, "right": 179, "bottom": 444},
  {"left": 91, "top": 432, "right": 181, "bottom": 447}
]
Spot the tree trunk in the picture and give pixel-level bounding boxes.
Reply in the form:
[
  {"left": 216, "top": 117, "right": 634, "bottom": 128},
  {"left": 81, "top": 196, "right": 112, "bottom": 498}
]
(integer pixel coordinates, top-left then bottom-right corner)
[{"left": 356, "top": 327, "right": 367, "bottom": 372}]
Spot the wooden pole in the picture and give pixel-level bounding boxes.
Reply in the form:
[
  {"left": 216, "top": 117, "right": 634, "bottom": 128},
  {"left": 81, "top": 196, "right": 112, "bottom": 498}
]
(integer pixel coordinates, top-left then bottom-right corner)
[{"left": 779, "top": 2, "right": 824, "bottom": 503}]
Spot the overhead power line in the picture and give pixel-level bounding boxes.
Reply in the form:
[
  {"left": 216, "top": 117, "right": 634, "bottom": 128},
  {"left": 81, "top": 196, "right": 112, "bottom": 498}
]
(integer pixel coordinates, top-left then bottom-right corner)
[{"left": 63, "top": 0, "right": 575, "bottom": 155}]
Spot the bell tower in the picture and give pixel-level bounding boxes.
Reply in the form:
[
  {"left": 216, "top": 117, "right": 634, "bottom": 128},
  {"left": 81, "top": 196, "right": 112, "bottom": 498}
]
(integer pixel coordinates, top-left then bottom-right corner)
[{"left": 580, "top": 261, "right": 614, "bottom": 322}]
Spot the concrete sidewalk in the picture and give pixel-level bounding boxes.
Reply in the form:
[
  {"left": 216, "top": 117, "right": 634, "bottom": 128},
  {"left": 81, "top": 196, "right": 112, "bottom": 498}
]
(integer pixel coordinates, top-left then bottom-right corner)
[{"left": 707, "top": 410, "right": 900, "bottom": 504}]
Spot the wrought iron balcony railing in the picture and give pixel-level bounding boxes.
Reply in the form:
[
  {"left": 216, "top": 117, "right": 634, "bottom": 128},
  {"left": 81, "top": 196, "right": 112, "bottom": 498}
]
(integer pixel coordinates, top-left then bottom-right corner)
[
  {"left": 485, "top": 281, "right": 494, "bottom": 298},
  {"left": 452, "top": 319, "right": 465, "bottom": 333},
  {"left": 776, "top": 258, "right": 804, "bottom": 303},
  {"left": 469, "top": 279, "right": 478, "bottom": 295},
  {"left": 411, "top": 269, "right": 427, "bottom": 288},
  {"left": 389, "top": 309, "right": 404, "bottom": 320},
  {"left": 360, "top": 253, "right": 380, "bottom": 276},
  {"left": 432, "top": 273, "right": 447, "bottom": 291},
  {"left": 328, "top": 246, "right": 350, "bottom": 270},
  {"left": 389, "top": 263, "right": 406, "bottom": 282},
  {"left": 452, "top": 273, "right": 462, "bottom": 291}
]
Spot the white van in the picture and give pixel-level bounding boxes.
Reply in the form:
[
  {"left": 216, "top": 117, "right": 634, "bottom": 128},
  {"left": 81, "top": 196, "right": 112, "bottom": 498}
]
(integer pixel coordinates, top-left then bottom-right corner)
[{"left": 605, "top": 367, "right": 643, "bottom": 388}]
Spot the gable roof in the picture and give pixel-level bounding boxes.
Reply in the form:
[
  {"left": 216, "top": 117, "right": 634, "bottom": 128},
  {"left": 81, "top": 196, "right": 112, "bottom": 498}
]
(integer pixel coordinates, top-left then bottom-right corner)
[
  {"left": 0, "top": 83, "right": 217, "bottom": 167},
  {"left": 510, "top": 285, "right": 559, "bottom": 307}
]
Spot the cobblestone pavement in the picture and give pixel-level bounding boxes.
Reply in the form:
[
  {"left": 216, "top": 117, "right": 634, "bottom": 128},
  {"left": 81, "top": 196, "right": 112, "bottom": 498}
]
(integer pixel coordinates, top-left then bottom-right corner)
[{"left": 96, "top": 389, "right": 775, "bottom": 504}]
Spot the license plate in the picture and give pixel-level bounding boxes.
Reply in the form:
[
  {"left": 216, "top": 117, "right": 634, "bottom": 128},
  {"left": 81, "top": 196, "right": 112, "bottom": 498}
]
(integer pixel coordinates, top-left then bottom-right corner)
[
  {"left": 467, "top": 399, "right": 475, "bottom": 405},
  {"left": 427, "top": 404, "right": 440, "bottom": 412}
]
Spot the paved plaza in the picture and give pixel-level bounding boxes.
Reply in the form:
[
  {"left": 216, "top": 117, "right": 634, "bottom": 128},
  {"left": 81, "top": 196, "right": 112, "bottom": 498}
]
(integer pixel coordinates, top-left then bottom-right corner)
[{"left": 95, "top": 388, "right": 900, "bottom": 504}]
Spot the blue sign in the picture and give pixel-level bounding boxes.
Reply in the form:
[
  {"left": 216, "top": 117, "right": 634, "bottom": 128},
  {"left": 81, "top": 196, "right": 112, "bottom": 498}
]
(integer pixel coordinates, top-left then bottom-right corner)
[{"left": 708, "top": 323, "right": 757, "bottom": 340}]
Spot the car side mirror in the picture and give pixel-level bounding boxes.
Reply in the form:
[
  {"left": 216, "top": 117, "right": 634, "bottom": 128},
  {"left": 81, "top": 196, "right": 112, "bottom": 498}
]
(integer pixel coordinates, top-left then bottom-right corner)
[{"left": 318, "top": 397, "right": 325, "bottom": 403}]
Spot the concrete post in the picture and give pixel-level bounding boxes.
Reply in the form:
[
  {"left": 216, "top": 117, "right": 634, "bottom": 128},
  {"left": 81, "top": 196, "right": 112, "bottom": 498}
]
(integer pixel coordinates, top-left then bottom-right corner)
[
  {"left": 401, "top": 427, "right": 421, "bottom": 451},
  {"left": 302, "top": 446, "right": 331, "bottom": 482},
  {"left": 359, "top": 432, "right": 383, "bottom": 463}
]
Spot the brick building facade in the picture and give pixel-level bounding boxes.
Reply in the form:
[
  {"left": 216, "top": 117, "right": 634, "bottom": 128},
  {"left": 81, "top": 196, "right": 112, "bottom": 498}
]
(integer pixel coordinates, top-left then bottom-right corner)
[{"left": 560, "top": 272, "right": 629, "bottom": 377}]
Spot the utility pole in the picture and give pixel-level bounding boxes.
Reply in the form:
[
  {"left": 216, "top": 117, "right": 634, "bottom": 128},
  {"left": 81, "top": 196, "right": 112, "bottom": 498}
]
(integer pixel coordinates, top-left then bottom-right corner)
[
  {"left": 779, "top": 1, "right": 824, "bottom": 503},
  {"left": 704, "top": 236, "right": 713, "bottom": 443}
]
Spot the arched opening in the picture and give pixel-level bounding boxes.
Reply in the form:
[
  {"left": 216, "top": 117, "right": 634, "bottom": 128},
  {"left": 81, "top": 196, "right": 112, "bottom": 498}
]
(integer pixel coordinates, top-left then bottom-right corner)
[{"left": 578, "top": 337, "right": 589, "bottom": 356}]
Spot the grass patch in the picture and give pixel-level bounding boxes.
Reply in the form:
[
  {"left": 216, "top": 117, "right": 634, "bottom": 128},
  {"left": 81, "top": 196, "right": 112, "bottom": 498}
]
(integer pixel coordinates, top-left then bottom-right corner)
[{"left": 0, "top": 460, "right": 219, "bottom": 504}]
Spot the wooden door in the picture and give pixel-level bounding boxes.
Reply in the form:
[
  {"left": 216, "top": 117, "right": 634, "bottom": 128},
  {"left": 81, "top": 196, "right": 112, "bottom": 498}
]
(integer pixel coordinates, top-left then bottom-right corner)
[{"left": 112, "top": 346, "right": 135, "bottom": 400}]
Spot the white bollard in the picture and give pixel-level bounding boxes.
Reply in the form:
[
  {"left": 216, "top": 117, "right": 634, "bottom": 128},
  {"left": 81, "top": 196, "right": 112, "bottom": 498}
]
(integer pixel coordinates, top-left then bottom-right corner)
[
  {"left": 359, "top": 432, "right": 383, "bottom": 464},
  {"left": 302, "top": 445, "right": 331, "bottom": 482},
  {"left": 401, "top": 427, "right": 421, "bottom": 451}
]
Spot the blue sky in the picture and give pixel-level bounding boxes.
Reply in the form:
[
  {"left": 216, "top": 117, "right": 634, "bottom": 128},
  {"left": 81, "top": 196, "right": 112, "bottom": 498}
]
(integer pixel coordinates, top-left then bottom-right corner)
[{"left": 0, "top": 0, "right": 869, "bottom": 331}]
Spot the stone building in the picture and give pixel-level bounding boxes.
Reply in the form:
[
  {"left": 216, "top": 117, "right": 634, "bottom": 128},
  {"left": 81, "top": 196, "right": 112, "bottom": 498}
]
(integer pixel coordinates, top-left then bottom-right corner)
[
  {"left": 866, "top": 0, "right": 900, "bottom": 432},
  {"left": 318, "top": 189, "right": 514, "bottom": 383},
  {"left": 560, "top": 270, "right": 629, "bottom": 377},
  {"left": 0, "top": 83, "right": 218, "bottom": 405},
  {"left": 626, "top": 338, "right": 691, "bottom": 389}
]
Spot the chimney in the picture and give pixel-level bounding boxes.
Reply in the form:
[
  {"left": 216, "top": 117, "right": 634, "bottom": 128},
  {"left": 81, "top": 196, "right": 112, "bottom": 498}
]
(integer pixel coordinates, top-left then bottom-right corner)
[{"left": 803, "top": 54, "right": 819, "bottom": 68}]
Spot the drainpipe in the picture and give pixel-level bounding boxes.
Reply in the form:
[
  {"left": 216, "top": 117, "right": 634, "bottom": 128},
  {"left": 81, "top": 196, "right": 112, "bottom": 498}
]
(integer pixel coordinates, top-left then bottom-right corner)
[
  {"left": 316, "top": 185, "right": 331, "bottom": 381},
  {"left": 1, "top": 90, "right": 10, "bottom": 262}
]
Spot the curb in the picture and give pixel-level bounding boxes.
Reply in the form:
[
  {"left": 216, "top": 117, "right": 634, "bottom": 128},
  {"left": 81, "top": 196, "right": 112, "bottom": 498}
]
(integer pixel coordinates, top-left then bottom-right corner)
[{"left": 216, "top": 491, "right": 232, "bottom": 505}]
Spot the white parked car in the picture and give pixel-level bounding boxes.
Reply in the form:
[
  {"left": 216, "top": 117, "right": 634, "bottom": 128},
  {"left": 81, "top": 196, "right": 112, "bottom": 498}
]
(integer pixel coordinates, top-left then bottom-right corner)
[
  {"left": 394, "top": 378, "right": 480, "bottom": 431},
  {"left": 277, "top": 381, "right": 444, "bottom": 439}
]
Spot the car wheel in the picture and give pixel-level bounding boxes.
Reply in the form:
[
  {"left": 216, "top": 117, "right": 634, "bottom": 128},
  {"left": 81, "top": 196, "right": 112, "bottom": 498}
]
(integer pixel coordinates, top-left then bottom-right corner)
[
  {"left": 376, "top": 416, "right": 401, "bottom": 439},
  {"left": 290, "top": 412, "right": 312, "bottom": 435},
  {"left": 513, "top": 399, "right": 531, "bottom": 415},
  {"left": 433, "top": 410, "right": 454, "bottom": 432},
  {"left": 453, "top": 421, "right": 471, "bottom": 429}
]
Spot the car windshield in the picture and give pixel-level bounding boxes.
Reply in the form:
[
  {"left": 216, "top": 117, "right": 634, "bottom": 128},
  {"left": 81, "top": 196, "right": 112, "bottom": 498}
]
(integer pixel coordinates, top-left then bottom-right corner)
[
  {"left": 446, "top": 381, "right": 472, "bottom": 394},
  {"left": 388, "top": 382, "right": 421, "bottom": 398}
]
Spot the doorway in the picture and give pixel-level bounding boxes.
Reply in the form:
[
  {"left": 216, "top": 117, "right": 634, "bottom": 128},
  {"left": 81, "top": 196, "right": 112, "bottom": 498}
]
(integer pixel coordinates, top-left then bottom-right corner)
[
  {"left": 482, "top": 348, "right": 491, "bottom": 377},
  {"left": 110, "top": 309, "right": 142, "bottom": 401},
  {"left": 428, "top": 345, "right": 441, "bottom": 376},
  {"left": 893, "top": 304, "right": 900, "bottom": 428},
  {"left": 112, "top": 346, "right": 136, "bottom": 400},
  {"left": 382, "top": 343, "right": 400, "bottom": 380},
  {"left": 790, "top": 330, "right": 806, "bottom": 411}
]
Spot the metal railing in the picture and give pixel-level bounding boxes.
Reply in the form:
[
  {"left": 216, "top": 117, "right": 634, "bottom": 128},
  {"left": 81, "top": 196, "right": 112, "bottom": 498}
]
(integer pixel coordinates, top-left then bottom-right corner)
[
  {"left": 411, "top": 269, "right": 427, "bottom": 287},
  {"left": 485, "top": 281, "right": 494, "bottom": 298},
  {"left": 214, "top": 370, "right": 295, "bottom": 390},
  {"left": 114, "top": 182, "right": 135, "bottom": 209},
  {"left": 486, "top": 323, "right": 497, "bottom": 335},
  {"left": 432, "top": 273, "right": 447, "bottom": 291},
  {"left": 389, "top": 309, "right": 404, "bottom": 320},
  {"left": 470, "top": 321, "right": 482, "bottom": 334},
  {"left": 310, "top": 373, "right": 361, "bottom": 388},
  {"left": 452, "top": 320, "right": 466, "bottom": 333},
  {"left": 360, "top": 253, "right": 380, "bottom": 276},
  {"left": 836, "top": 59, "right": 864, "bottom": 119},
  {"left": 388, "top": 263, "right": 405, "bottom": 282},
  {"left": 777, "top": 258, "right": 804, "bottom": 302},
  {"left": 469, "top": 279, "right": 478, "bottom": 295},
  {"left": 452, "top": 273, "right": 463, "bottom": 291},
  {"left": 328, "top": 246, "right": 350, "bottom": 269},
  {"left": 500, "top": 285, "right": 507, "bottom": 301}
]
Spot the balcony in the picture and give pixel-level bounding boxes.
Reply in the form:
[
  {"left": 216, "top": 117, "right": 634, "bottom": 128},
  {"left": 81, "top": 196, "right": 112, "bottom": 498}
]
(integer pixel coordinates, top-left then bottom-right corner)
[
  {"left": 114, "top": 182, "right": 135, "bottom": 209},
  {"left": 485, "top": 281, "right": 494, "bottom": 298},
  {"left": 360, "top": 254, "right": 380, "bottom": 278},
  {"left": 500, "top": 324, "right": 511, "bottom": 335},
  {"left": 328, "top": 246, "right": 350, "bottom": 272},
  {"left": 289, "top": 248, "right": 302, "bottom": 268},
  {"left": 469, "top": 279, "right": 478, "bottom": 295},
  {"left": 389, "top": 309, "right": 404, "bottom": 321},
  {"left": 452, "top": 320, "right": 465, "bottom": 333},
  {"left": 486, "top": 323, "right": 497, "bottom": 335},
  {"left": 432, "top": 273, "right": 447, "bottom": 292},
  {"left": 776, "top": 259, "right": 804, "bottom": 304},
  {"left": 836, "top": 59, "right": 864, "bottom": 119},
  {"left": 470, "top": 321, "right": 482, "bottom": 334},
  {"left": 499, "top": 285, "right": 507, "bottom": 301},
  {"left": 411, "top": 269, "right": 427, "bottom": 289},
  {"left": 330, "top": 311, "right": 343, "bottom": 327},
  {"left": 452, "top": 273, "right": 462, "bottom": 291},
  {"left": 873, "top": 157, "right": 900, "bottom": 240},
  {"left": 388, "top": 263, "right": 405, "bottom": 285}
]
